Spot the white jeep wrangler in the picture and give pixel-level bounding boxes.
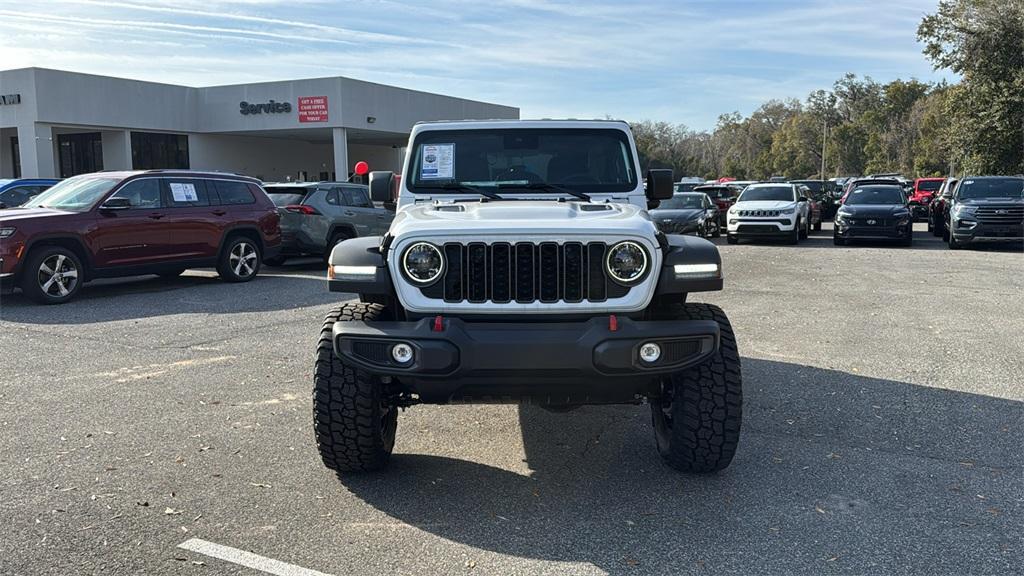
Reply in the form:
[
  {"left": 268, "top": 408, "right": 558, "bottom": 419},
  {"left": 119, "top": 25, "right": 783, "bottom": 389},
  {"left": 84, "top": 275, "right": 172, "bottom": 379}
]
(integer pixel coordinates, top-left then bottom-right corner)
[{"left": 315, "top": 120, "right": 742, "bottom": 474}]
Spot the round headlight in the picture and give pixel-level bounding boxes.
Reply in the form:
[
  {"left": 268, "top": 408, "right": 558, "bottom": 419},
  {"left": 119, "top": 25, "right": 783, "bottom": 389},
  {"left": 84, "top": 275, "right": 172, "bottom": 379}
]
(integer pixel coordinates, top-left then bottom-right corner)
[
  {"left": 605, "top": 241, "right": 648, "bottom": 284},
  {"left": 402, "top": 242, "right": 444, "bottom": 284}
]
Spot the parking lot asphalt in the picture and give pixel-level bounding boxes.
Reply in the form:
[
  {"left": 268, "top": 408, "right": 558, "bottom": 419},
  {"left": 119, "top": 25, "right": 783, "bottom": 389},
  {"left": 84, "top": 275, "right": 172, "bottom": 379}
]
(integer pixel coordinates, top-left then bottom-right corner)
[{"left": 1, "top": 222, "right": 1021, "bottom": 576}]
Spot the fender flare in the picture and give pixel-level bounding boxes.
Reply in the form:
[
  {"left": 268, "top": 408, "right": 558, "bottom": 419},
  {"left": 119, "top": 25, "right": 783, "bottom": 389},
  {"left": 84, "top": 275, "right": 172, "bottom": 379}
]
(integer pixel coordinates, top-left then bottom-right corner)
[
  {"left": 327, "top": 236, "right": 392, "bottom": 296},
  {"left": 655, "top": 234, "right": 724, "bottom": 295}
]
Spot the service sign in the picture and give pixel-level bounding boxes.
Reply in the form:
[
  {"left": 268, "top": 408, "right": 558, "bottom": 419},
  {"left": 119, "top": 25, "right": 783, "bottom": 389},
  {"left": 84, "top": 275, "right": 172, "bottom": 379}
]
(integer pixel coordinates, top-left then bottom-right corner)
[{"left": 298, "top": 96, "right": 328, "bottom": 123}]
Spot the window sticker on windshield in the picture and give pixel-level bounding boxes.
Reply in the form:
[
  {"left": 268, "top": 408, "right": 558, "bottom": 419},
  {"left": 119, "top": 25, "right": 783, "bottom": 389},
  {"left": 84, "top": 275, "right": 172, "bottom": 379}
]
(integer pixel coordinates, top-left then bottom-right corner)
[
  {"left": 170, "top": 182, "right": 198, "bottom": 202},
  {"left": 420, "top": 144, "right": 454, "bottom": 180},
  {"left": 962, "top": 180, "right": 973, "bottom": 185}
]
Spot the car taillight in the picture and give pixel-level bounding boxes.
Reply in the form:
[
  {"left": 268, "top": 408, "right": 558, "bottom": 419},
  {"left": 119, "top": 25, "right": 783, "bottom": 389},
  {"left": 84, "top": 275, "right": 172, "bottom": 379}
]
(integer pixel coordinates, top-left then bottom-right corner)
[{"left": 284, "top": 204, "right": 319, "bottom": 215}]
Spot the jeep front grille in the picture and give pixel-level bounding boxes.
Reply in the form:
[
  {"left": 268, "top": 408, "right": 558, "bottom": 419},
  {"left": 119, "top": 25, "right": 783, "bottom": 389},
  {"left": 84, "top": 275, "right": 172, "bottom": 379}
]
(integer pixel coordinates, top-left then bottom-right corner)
[
  {"left": 420, "top": 242, "right": 630, "bottom": 303},
  {"left": 737, "top": 209, "right": 782, "bottom": 217}
]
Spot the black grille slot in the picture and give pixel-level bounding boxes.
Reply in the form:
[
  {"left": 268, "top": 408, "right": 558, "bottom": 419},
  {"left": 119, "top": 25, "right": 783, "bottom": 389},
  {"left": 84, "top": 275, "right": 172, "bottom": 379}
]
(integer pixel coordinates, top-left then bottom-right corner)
[
  {"left": 351, "top": 341, "right": 390, "bottom": 364},
  {"left": 423, "top": 241, "right": 630, "bottom": 304},
  {"left": 467, "top": 243, "right": 488, "bottom": 303},
  {"left": 515, "top": 243, "right": 535, "bottom": 302},
  {"left": 491, "top": 243, "right": 511, "bottom": 303}
]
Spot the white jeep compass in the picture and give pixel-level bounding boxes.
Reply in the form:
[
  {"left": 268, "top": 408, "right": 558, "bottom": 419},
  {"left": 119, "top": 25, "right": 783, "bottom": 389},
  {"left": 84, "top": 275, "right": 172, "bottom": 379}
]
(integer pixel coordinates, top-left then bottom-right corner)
[{"left": 726, "top": 182, "right": 811, "bottom": 244}]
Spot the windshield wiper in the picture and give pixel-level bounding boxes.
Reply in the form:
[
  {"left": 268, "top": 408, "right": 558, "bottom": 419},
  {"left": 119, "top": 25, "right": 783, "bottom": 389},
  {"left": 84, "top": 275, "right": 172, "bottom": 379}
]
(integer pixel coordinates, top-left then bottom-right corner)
[
  {"left": 497, "top": 182, "right": 591, "bottom": 202},
  {"left": 420, "top": 182, "right": 504, "bottom": 200}
]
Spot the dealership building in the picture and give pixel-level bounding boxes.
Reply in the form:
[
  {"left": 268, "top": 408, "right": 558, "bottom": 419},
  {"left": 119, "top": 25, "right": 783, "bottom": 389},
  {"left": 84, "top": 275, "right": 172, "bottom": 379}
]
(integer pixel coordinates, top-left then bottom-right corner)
[{"left": 0, "top": 68, "right": 518, "bottom": 182}]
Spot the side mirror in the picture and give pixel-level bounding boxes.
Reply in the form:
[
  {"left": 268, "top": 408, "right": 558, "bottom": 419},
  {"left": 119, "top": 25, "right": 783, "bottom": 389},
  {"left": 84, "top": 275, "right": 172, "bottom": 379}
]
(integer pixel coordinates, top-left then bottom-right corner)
[
  {"left": 797, "top": 197, "right": 808, "bottom": 203},
  {"left": 645, "top": 169, "right": 673, "bottom": 200},
  {"left": 99, "top": 197, "right": 132, "bottom": 210},
  {"left": 368, "top": 171, "right": 395, "bottom": 204}
]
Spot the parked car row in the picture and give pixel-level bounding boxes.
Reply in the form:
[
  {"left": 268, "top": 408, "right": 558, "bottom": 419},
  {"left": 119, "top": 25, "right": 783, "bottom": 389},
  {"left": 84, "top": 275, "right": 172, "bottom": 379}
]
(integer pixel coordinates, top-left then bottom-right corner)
[{"left": 0, "top": 169, "right": 395, "bottom": 304}]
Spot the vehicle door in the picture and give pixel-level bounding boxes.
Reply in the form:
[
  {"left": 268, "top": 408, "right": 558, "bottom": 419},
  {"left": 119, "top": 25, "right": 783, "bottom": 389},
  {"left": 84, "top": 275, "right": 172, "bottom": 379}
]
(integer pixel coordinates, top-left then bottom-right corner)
[
  {"left": 345, "top": 185, "right": 394, "bottom": 234},
  {"left": 321, "top": 185, "right": 373, "bottom": 237},
  {"left": 160, "top": 178, "right": 222, "bottom": 261},
  {"left": 92, "top": 177, "right": 173, "bottom": 267}
]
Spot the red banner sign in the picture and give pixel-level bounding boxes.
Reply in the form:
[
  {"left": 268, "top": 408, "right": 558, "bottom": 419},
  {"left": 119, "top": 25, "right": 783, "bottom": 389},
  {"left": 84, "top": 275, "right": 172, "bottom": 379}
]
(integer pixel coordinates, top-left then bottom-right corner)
[{"left": 298, "top": 96, "right": 328, "bottom": 123}]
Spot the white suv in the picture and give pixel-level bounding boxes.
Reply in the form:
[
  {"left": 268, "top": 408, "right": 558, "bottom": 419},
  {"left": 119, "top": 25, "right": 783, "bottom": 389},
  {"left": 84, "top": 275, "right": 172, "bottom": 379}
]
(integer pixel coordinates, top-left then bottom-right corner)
[{"left": 726, "top": 183, "right": 810, "bottom": 244}]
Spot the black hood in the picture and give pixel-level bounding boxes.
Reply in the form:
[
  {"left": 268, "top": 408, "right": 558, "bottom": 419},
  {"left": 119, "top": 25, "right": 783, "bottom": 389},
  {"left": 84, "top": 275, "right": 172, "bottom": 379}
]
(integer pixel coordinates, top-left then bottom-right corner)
[
  {"left": 649, "top": 208, "right": 704, "bottom": 221},
  {"left": 839, "top": 204, "right": 907, "bottom": 218}
]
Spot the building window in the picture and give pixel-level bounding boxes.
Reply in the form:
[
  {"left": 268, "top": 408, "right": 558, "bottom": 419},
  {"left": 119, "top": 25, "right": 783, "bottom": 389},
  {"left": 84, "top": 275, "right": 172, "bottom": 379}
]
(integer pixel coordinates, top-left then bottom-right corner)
[
  {"left": 131, "top": 132, "right": 189, "bottom": 170},
  {"left": 10, "top": 136, "right": 20, "bottom": 178},
  {"left": 58, "top": 133, "right": 104, "bottom": 178}
]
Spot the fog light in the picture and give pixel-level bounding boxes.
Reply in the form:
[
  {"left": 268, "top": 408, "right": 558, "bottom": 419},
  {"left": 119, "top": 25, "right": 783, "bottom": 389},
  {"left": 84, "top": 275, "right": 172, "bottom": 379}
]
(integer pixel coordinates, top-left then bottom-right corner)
[
  {"left": 391, "top": 343, "right": 414, "bottom": 364},
  {"left": 639, "top": 342, "right": 661, "bottom": 363}
]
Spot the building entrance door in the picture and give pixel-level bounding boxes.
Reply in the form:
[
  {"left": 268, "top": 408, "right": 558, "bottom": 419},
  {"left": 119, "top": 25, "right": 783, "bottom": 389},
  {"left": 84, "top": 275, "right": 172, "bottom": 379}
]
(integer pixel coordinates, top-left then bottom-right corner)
[{"left": 58, "top": 132, "right": 104, "bottom": 177}]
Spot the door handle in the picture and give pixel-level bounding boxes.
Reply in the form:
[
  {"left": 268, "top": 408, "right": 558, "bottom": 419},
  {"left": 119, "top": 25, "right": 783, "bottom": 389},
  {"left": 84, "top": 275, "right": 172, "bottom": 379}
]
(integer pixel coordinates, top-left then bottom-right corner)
[
  {"left": 148, "top": 213, "right": 165, "bottom": 220},
  {"left": 344, "top": 211, "right": 356, "bottom": 217},
  {"left": 212, "top": 210, "right": 226, "bottom": 216}
]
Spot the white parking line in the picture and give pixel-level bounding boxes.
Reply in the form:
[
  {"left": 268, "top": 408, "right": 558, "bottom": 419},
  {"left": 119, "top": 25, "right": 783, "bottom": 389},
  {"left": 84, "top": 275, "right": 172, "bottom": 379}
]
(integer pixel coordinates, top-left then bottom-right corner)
[{"left": 178, "top": 538, "right": 335, "bottom": 576}]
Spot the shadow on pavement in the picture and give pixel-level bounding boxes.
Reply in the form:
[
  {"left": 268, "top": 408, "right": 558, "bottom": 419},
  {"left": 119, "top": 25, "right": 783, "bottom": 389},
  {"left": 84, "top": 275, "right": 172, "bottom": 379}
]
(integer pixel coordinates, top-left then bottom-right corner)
[
  {"left": 339, "top": 359, "right": 1022, "bottom": 575},
  {"left": 0, "top": 264, "right": 338, "bottom": 324}
]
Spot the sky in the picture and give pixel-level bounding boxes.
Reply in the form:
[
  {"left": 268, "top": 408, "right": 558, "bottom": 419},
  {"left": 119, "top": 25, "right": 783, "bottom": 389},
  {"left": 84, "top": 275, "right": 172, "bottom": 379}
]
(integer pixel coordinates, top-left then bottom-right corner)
[{"left": 0, "top": 0, "right": 956, "bottom": 130}]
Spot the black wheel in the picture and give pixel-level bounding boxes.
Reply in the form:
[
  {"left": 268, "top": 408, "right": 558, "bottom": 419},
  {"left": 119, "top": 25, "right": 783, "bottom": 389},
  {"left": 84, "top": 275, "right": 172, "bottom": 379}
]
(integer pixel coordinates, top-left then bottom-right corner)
[
  {"left": 324, "top": 231, "right": 354, "bottom": 263},
  {"left": 156, "top": 268, "right": 186, "bottom": 278},
  {"left": 833, "top": 233, "right": 846, "bottom": 246},
  {"left": 799, "top": 217, "right": 809, "bottom": 239},
  {"left": 901, "top": 230, "right": 913, "bottom": 247},
  {"left": 927, "top": 215, "right": 934, "bottom": 233},
  {"left": 263, "top": 256, "right": 288, "bottom": 267},
  {"left": 941, "top": 222, "right": 950, "bottom": 242},
  {"left": 948, "top": 232, "right": 961, "bottom": 250},
  {"left": 813, "top": 218, "right": 822, "bottom": 231},
  {"left": 650, "top": 303, "right": 742, "bottom": 473},
  {"left": 20, "top": 246, "right": 83, "bottom": 304},
  {"left": 314, "top": 303, "right": 398, "bottom": 474},
  {"left": 726, "top": 234, "right": 738, "bottom": 245},
  {"left": 789, "top": 220, "right": 801, "bottom": 244},
  {"left": 711, "top": 220, "right": 721, "bottom": 238},
  {"left": 217, "top": 236, "right": 261, "bottom": 282}
]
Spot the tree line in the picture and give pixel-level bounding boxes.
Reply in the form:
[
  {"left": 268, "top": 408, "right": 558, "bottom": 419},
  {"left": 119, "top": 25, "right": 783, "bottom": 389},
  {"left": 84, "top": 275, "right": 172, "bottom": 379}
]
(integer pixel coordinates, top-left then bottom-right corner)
[{"left": 632, "top": 0, "right": 1023, "bottom": 180}]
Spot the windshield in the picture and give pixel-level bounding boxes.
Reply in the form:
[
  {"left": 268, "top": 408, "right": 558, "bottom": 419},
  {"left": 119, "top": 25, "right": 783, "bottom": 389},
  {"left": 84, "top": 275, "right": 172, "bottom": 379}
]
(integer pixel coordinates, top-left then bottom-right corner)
[
  {"left": 917, "top": 180, "right": 943, "bottom": 192},
  {"left": 674, "top": 182, "right": 699, "bottom": 193},
  {"left": 658, "top": 194, "right": 705, "bottom": 209},
  {"left": 958, "top": 178, "right": 1024, "bottom": 200},
  {"left": 696, "top": 187, "right": 733, "bottom": 199},
  {"left": 845, "top": 186, "right": 905, "bottom": 205},
  {"left": 738, "top": 186, "right": 795, "bottom": 202},
  {"left": 792, "top": 181, "right": 824, "bottom": 193},
  {"left": 23, "top": 177, "right": 120, "bottom": 212},
  {"left": 407, "top": 128, "right": 637, "bottom": 193},
  {"left": 264, "top": 188, "right": 310, "bottom": 206}
]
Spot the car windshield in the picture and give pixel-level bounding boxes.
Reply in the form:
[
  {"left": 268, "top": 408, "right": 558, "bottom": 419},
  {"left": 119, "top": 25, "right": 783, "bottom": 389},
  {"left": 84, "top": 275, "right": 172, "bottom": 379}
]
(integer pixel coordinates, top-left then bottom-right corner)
[
  {"left": 696, "top": 187, "right": 733, "bottom": 199},
  {"left": 738, "top": 186, "right": 794, "bottom": 202},
  {"left": 674, "top": 182, "right": 699, "bottom": 193},
  {"left": 958, "top": 178, "right": 1024, "bottom": 200},
  {"left": 407, "top": 128, "right": 637, "bottom": 193},
  {"left": 792, "top": 181, "right": 824, "bottom": 193},
  {"left": 23, "top": 177, "right": 120, "bottom": 212},
  {"left": 917, "top": 180, "right": 943, "bottom": 191},
  {"left": 658, "top": 194, "right": 704, "bottom": 209},
  {"left": 845, "top": 186, "right": 905, "bottom": 205},
  {"left": 264, "top": 188, "right": 309, "bottom": 206}
]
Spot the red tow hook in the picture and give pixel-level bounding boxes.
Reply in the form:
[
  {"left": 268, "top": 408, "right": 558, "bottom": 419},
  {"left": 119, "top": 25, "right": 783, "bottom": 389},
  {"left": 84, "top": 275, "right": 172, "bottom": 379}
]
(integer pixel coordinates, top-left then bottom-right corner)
[
  {"left": 433, "top": 315, "right": 444, "bottom": 332},
  {"left": 608, "top": 314, "right": 618, "bottom": 332}
]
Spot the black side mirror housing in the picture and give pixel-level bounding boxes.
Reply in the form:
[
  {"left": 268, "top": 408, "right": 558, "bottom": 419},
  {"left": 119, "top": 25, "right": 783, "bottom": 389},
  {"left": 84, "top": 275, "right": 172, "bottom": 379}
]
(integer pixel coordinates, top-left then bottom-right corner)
[
  {"left": 645, "top": 169, "right": 674, "bottom": 201},
  {"left": 368, "top": 171, "right": 396, "bottom": 204},
  {"left": 99, "top": 197, "right": 132, "bottom": 210}
]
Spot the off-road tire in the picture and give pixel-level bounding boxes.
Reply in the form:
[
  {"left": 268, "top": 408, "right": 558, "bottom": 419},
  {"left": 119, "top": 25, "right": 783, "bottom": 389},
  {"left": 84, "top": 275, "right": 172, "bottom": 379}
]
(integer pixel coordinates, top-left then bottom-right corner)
[
  {"left": 649, "top": 303, "right": 742, "bottom": 473},
  {"left": 314, "top": 303, "right": 398, "bottom": 474}
]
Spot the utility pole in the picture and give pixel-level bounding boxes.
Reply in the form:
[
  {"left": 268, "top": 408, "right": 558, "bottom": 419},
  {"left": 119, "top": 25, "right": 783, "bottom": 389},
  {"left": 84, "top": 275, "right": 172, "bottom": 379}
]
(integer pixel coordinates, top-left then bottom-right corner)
[{"left": 820, "top": 118, "right": 828, "bottom": 179}]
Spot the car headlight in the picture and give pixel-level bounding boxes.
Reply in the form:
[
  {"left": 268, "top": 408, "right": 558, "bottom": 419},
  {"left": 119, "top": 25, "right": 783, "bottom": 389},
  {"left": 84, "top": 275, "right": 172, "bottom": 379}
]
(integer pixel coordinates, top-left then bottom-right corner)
[
  {"left": 0, "top": 227, "right": 15, "bottom": 239},
  {"left": 605, "top": 241, "right": 649, "bottom": 285},
  {"left": 402, "top": 242, "right": 444, "bottom": 284},
  {"left": 953, "top": 204, "right": 976, "bottom": 216},
  {"left": 780, "top": 208, "right": 796, "bottom": 215}
]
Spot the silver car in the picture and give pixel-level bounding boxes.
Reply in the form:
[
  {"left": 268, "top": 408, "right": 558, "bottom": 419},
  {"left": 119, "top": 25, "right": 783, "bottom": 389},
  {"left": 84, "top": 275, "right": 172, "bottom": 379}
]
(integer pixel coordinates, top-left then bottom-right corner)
[{"left": 263, "top": 182, "right": 393, "bottom": 264}]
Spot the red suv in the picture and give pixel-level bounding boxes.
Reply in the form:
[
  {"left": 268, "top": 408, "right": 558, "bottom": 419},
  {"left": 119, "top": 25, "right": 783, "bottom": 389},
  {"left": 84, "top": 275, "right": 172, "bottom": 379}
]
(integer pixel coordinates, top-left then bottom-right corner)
[
  {"left": 0, "top": 170, "right": 281, "bottom": 304},
  {"left": 910, "top": 177, "right": 945, "bottom": 219}
]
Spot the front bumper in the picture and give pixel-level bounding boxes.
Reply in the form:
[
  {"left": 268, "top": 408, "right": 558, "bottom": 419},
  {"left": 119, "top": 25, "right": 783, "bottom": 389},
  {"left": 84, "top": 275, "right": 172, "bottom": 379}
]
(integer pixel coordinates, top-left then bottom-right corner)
[
  {"left": 655, "top": 220, "right": 702, "bottom": 235},
  {"left": 727, "top": 217, "right": 796, "bottom": 236},
  {"left": 952, "top": 220, "right": 1024, "bottom": 243},
  {"left": 333, "top": 315, "right": 719, "bottom": 404},
  {"left": 834, "top": 219, "right": 910, "bottom": 240}
]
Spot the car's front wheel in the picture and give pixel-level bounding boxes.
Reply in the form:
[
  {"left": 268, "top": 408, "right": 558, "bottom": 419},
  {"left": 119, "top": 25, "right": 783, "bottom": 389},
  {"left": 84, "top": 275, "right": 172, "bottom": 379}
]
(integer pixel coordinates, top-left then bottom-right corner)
[
  {"left": 21, "top": 246, "right": 84, "bottom": 304},
  {"left": 649, "top": 303, "right": 742, "bottom": 473},
  {"left": 314, "top": 303, "right": 398, "bottom": 475}
]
